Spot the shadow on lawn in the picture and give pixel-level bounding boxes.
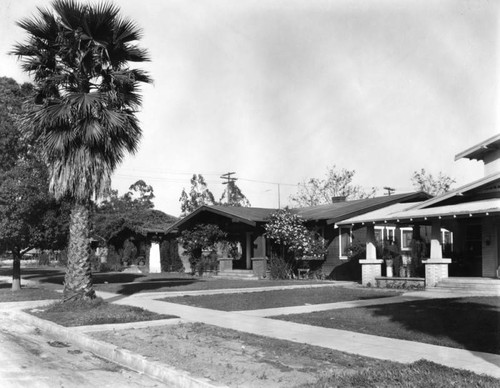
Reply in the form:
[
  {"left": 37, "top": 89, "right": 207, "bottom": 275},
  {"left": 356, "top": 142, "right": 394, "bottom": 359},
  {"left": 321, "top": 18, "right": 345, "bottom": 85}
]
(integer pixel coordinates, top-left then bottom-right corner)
[
  {"left": 112, "top": 279, "right": 201, "bottom": 295},
  {"left": 366, "top": 297, "right": 500, "bottom": 356}
]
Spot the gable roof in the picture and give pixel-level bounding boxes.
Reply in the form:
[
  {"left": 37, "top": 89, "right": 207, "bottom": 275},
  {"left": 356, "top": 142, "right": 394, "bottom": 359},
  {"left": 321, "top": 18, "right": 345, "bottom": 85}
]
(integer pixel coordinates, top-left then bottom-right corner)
[
  {"left": 294, "top": 192, "right": 430, "bottom": 224},
  {"left": 405, "top": 172, "right": 500, "bottom": 211},
  {"left": 166, "top": 192, "right": 430, "bottom": 232},
  {"left": 455, "top": 133, "right": 500, "bottom": 161},
  {"left": 338, "top": 199, "right": 500, "bottom": 225}
]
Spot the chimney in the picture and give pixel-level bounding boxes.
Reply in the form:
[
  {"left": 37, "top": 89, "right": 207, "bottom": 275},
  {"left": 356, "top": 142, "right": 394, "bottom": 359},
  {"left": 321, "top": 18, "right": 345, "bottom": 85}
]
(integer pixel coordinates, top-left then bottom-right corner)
[{"left": 331, "top": 196, "right": 347, "bottom": 203}]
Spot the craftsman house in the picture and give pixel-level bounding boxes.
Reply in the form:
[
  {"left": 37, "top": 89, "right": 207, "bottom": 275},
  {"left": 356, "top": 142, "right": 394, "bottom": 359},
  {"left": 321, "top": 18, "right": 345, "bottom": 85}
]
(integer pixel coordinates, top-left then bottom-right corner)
[
  {"left": 165, "top": 192, "right": 430, "bottom": 279},
  {"left": 338, "top": 134, "right": 500, "bottom": 289}
]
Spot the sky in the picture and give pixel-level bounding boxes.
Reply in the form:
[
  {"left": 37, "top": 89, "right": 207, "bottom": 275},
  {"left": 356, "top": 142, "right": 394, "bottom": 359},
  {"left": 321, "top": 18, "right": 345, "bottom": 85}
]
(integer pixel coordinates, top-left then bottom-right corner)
[{"left": 1, "top": 0, "right": 499, "bottom": 216}]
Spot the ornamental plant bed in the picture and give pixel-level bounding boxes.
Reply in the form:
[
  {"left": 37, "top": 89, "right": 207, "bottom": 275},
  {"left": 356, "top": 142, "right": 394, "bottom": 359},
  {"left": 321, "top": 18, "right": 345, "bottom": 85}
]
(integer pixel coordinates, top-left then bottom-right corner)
[
  {"left": 276, "top": 296, "right": 500, "bottom": 355},
  {"left": 163, "top": 287, "right": 401, "bottom": 311},
  {"left": 91, "top": 322, "right": 499, "bottom": 387},
  {"left": 27, "top": 297, "right": 177, "bottom": 327}
]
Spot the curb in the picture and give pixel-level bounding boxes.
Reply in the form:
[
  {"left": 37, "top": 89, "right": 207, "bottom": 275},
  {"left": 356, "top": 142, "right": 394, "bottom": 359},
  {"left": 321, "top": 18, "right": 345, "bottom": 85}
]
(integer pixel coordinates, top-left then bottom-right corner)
[{"left": 9, "top": 310, "right": 227, "bottom": 388}]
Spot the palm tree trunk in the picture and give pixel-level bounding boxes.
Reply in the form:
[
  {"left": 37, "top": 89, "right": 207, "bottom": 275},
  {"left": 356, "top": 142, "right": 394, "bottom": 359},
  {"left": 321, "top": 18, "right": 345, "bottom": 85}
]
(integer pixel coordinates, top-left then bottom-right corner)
[
  {"left": 12, "top": 247, "right": 22, "bottom": 291},
  {"left": 63, "top": 201, "right": 95, "bottom": 301}
]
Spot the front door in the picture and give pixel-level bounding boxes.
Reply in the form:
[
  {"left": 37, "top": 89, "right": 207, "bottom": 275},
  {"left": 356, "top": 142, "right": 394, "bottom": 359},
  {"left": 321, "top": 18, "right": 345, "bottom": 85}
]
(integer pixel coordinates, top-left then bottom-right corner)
[{"left": 464, "top": 224, "right": 482, "bottom": 277}]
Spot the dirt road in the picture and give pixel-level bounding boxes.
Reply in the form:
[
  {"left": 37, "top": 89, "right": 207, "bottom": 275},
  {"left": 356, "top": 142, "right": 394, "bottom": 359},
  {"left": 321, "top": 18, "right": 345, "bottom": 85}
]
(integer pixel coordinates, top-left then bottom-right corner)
[{"left": 0, "top": 313, "right": 164, "bottom": 388}]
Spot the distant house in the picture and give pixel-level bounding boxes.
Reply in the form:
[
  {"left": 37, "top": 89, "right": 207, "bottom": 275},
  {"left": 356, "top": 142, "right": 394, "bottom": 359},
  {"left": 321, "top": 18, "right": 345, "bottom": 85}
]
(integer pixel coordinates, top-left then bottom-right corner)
[
  {"left": 165, "top": 192, "right": 430, "bottom": 279},
  {"left": 338, "top": 134, "right": 500, "bottom": 287},
  {"left": 95, "top": 209, "right": 178, "bottom": 270}
]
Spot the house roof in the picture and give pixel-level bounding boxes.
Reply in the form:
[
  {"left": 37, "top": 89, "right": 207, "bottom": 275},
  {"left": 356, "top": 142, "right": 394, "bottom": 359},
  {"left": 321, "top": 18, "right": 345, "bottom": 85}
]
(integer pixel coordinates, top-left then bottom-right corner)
[
  {"left": 294, "top": 192, "right": 430, "bottom": 224},
  {"left": 454, "top": 133, "right": 500, "bottom": 161},
  {"left": 166, "top": 191, "right": 430, "bottom": 232},
  {"left": 338, "top": 198, "right": 500, "bottom": 225},
  {"left": 405, "top": 172, "right": 500, "bottom": 211}
]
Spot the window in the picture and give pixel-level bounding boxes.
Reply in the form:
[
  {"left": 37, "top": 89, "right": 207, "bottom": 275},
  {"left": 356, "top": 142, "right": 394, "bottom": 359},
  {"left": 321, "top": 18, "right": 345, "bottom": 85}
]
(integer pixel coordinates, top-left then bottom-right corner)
[
  {"left": 400, "top": 228, "right": 413, "bottom": 251},
  {"left": 375, "top": 226, "right": 396, "bottom": 244},
  {"left": 339, "top": 227, "right": 352, "bottom": 260}
]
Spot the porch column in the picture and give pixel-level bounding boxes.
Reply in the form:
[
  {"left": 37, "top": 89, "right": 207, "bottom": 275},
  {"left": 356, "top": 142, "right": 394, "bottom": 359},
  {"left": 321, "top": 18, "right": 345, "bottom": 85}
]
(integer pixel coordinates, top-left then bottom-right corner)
[
  {"left": 422, "top": 220, "right": 451, "bottom": 287},
  {"left": 251, "top": 234, "right": 267, "bottom": 278},
  {"left": 359, "top": 224, "right": 383, "bottom": 286},
  {"left": 217, "top": 243, "right": 233, "bottom": 272},
  {"left": 149, "top": 242, "right": 162, "bottom": 273}
]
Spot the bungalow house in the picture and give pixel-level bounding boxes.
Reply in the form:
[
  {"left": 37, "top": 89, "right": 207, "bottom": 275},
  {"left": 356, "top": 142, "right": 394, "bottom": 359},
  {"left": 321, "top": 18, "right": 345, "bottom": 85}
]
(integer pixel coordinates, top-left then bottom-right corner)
[
  {"left": 337, "top": 134, "right": 500, "bottom": 289},
  {"left": 165, "top": 192, "right": 430, "bottom": 279}
]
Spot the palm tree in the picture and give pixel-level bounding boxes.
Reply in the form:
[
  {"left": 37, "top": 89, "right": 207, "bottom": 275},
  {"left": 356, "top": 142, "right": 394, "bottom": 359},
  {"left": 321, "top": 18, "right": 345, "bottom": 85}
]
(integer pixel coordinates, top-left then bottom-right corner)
[{"left": 12, "top": 0, "right": 151, "bottom": 301}]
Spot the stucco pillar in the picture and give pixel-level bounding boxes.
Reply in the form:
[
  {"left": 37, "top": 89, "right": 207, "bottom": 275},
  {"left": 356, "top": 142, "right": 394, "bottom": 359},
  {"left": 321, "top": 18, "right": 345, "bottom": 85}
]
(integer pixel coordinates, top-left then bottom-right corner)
[
  {"left": 149, "top": 242, "right": 162, "bottom": 273},
  {"left": 423, "top": 220, "right": 451, "bottom": 287},
  {"left": 359, "top": 224, "right": 383, "bottom": 286}
]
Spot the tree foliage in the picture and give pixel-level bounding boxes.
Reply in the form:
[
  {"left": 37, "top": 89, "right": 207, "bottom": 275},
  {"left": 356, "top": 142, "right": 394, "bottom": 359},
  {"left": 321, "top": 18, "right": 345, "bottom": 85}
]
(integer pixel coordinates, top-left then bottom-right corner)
[
  {"left": 12, "top": 0, "right": 151, "bottom": 301},
  {"left": 93, "top": 180, "right": 174, "bottom": 244},
  {"left": 411, "top": 169, "right": 455, "bottom": 196},
  {"left": 265, "top": 209, "right": 327, "bottom": 259},
  {"left": 178, "top": 224, "right": 228, "bottom": 275},
  {"left": 179, "top": 174, "right": 216, "bottom": 216},
  {"left": 290, "top": 166, "right": 375, "bottom": 207},
  {"left": 0, "top": 77, "right": 70, "bottom": 290},
  {"left": 219, "top": 180, "right": 251, "bottom": 207}
]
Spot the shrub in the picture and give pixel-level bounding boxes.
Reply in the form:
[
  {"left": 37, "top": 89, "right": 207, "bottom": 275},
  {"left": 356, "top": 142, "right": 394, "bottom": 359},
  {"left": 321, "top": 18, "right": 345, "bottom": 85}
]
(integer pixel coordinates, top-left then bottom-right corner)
[
  {"left": 178, "top": 224, "right": 227, "bottom": 275},
  {"left": 268, "top": 256, "right": 292, "bottom": 280},
  {"left": 160, "top": 239, "right": 184, "bottom": 272}
]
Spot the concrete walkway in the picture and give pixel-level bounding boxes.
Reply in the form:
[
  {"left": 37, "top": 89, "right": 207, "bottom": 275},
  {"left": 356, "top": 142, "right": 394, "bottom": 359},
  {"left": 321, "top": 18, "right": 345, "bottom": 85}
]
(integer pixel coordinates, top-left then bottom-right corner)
[{"left": 110, "top": 291, "right": 500, "bottom": 379}]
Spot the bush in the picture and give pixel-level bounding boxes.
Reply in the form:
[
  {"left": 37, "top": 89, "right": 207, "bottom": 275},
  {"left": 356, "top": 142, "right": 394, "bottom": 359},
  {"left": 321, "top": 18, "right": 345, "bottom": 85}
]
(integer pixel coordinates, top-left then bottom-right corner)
[
  {"left": 37, "top": 251, "right": 50, "bottom": 266},
  {"left": 105, "top": 246, "right": 123, "bottom": 272},
  {"left": 268, "top": 256, "right": 292, "bottom": 280},
  {"left": 160, "top": 239, "right": 184, "bottom": 272}
]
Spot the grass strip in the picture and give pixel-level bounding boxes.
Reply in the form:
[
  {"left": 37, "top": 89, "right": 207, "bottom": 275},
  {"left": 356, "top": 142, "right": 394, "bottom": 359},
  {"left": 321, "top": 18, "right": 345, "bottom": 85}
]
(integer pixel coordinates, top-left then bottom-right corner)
[{"left": 28, "top": 297, "right": 177, "bottom": 327}]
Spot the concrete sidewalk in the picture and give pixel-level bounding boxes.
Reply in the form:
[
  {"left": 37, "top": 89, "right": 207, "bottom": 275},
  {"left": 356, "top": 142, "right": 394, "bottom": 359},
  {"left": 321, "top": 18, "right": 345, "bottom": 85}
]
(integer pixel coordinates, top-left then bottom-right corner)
[{"left": 114, "top": 293, "right": 500, "bottom": 379}]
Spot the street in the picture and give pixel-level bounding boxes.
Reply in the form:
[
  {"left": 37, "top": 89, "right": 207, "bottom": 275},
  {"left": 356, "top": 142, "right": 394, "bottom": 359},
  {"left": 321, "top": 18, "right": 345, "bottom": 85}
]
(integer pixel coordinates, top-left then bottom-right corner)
[{"left": 0, "top": 313, "right": 164, "bottom": 388}]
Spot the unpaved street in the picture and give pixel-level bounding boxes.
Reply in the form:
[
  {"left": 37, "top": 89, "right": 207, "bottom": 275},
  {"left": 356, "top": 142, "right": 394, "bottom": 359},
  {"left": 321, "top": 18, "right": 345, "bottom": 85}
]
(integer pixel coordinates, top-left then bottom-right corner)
[{"left": 0, "top": 313, "right": 164, "bottom": 388}]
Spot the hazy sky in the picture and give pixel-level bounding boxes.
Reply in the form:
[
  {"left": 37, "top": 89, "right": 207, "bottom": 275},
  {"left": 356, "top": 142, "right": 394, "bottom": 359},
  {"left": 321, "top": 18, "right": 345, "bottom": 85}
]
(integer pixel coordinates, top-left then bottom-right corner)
[{"left": 2, "top": 0, "right": 499, "bottom": 216}]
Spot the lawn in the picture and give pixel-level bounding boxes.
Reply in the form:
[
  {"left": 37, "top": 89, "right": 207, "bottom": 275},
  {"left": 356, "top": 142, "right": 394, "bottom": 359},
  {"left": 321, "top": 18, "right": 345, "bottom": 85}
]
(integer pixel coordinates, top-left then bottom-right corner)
[
  {"left": 163, "top": 287, "right": 401, "bottom": 311},
  {"left": 276, "top": 296, "right": 500, "bottom": 355},
  {"left": 0, "top": 266, "right": 335, "bottom": 295},
  {"left": 28, "top": 297, "right": 177, "bottom": 327},
  {"left": 0, "top": 283, "right": 61, "bottom": 302}
]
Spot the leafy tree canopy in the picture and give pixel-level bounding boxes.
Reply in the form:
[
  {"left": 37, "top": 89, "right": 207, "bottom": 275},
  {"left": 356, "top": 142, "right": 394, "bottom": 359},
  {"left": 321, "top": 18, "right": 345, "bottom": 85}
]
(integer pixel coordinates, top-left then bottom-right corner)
[
  {"left": 0, "top": 77, "right": 70, "bottom": 290},
  {"left": 411, "top": 169, "right": 455, "bottom": 196},
  {"left": 179, "top": 174, "right": 216, "bottom": 216},
  {"left": 219, "top": 180, "right": 251, "bottom": 207},
  {"left": 93, "top": 180, "right": 173, "bottom": 244},
  {"left": 290, "top": 166, "right": 376, "bottom": 207}
]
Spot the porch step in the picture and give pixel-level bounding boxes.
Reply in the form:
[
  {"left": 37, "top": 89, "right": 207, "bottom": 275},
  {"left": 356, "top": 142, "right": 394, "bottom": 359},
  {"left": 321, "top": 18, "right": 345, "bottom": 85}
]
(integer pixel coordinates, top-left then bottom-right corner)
[
  {"left": 215, "top": 270, "right": 260, "bottom": 280},
  {"left": 433, "top": 277, "right": 500, "bottom": 295}
]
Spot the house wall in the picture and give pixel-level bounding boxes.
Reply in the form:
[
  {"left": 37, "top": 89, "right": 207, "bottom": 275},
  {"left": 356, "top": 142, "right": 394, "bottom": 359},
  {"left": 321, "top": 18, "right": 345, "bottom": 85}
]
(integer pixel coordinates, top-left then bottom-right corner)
[
  {"left": 322, "top": 226, "right": 365, "bottom": 280},
  {"left": 481, "top": 216, "right": 500, "bottom": 277}
]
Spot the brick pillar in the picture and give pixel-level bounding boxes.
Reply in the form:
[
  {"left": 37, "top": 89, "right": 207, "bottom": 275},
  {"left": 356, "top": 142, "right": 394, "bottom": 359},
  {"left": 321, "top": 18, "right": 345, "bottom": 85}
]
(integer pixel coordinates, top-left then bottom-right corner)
[
  {"left": 359, "top": 225, "right": 383, "bottom": 286},
  {"left": 423, "top": 220, "right": 451, "bottom": 287},
  {"left": 251, "top": 257, "right": 267, "bottom": 278}
]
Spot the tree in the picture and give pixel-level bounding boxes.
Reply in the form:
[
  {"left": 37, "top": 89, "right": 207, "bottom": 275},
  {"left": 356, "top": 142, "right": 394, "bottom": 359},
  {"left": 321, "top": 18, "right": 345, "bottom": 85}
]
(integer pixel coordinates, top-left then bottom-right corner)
[
  {"left": 411, "top": 169, "right": 455, "bottom": 196},
  {"left": 290, "top": 166, "right": 376, "bottom": 207},
  {"left": 0, "top": 161, "right": 70, "bottom": 290},
  {"left": 179, "top": 174, "right": 216, "bottom": 216},
  {"left": 0, "top": 77, "right": 69, "bottom": 290},
  {"left": 93, "top": 180, "right": 159, "bottom": 244},
  {"left": 219, "top": 180, "right": 251, "bottom": 207},
  {"left": 13, "top": 0, "right": 151, "bottom": 301}
]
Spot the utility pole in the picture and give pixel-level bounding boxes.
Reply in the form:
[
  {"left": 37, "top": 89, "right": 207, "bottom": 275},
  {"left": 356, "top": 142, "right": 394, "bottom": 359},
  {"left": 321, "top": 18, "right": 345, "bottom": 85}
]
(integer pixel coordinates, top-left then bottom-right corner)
[
  {"left": 221, "top": 172, "right": 237, "bottom": 204},
  {"left": 277, "top": 183, "right": 281, "bottom": 209},
  {"left": 383, "top": 186, "right": 395, "bottom": 196}
]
